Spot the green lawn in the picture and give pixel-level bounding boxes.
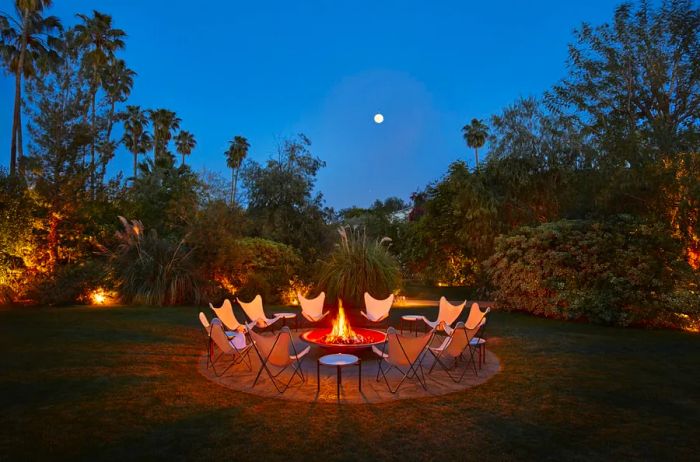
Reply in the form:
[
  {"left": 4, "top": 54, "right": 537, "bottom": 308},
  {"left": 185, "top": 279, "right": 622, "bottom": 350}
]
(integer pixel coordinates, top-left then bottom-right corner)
[{"left": 1, "top": 304, "right": 698, "bottom": 461}]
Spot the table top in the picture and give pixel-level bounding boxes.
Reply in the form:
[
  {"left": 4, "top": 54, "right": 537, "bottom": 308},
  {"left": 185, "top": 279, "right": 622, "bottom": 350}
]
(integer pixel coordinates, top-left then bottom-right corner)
[
  {"left": 401, "top": 314, "right": 423, "bottom": 321},
  {"left": 277, "top": 312, "right": 297, "bottom": 318},
  {"left": 318, "top": 353, "right": 360, "bottom": 366}
]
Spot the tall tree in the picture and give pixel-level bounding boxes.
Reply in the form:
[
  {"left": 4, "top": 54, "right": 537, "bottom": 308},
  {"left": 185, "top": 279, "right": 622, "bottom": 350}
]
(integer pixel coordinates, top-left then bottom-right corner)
[
  {"left": 225, "top": 135, "right": 249, "bottom": 205},
  {"left": 549, "top": 0, "right": 700, "bottom": 162},
  {"left": 24, "top": 49, "right": 92, "bottom": 274},
  {"left": 148, "top": 108, "right": 180, "bottom": 162},
  {"left": 101, "top": 58, "right": 134, "bottom": 141},
  {"left": 122, "top": 105, "right": 151, "bottom": 180},
  {"left": 0, "top": 0, "right": 61, "bottom": 176},
  {"left": 462, "top": 118, "right": 489, "bottom": 170},
  {"left": 174, "top": 130, "right": 195, "bottom": 166},
  {"left": 74, "top": 10, "right": 125, "bottom": 195},
  {"left": 242, "top": 134, "right": 329, "bottom": 264}
]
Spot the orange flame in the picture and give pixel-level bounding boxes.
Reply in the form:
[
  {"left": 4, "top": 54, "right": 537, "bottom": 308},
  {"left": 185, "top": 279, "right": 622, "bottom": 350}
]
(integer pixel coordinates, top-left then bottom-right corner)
[{"left": 322, "top": 300, "right": 367, "bottom": 344}]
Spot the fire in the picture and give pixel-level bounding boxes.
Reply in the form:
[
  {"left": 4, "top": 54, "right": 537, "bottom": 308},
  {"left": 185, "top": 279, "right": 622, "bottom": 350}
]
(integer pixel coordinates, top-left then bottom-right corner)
[{"left": 322, "top": 300, "right": 367, "bottom": 345}]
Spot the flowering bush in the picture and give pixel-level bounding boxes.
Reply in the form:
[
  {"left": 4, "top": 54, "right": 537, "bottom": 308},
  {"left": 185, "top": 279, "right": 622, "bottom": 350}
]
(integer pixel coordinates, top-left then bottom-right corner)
[
  {"left": 225, "top": 237, "right": 302, "bottom": 304},
  {"left": 486, "top": 216, "right": 698, "bottom": 327}
]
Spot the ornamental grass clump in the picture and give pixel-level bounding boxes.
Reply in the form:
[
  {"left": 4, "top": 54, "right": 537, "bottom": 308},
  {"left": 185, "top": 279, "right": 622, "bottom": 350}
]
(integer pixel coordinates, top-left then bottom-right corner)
[
  {"left": 111, "top": 216, "right": 200, "bottom": 306},
  {"left": 316, "top": 226, "right": 400, "bottom": 308}
]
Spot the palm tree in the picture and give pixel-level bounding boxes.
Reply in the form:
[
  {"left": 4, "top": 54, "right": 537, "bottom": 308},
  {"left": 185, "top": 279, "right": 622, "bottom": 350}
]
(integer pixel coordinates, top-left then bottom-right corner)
[
  {"left": 74, "top": 10, "right": 125, "bottom": 193},
  {"left": 225, "top": 135, "right": 249, "bottom": 205},
  {"left": 148, "top": 108, "right": 181, "bottom": 161},
  {"left": 101, "top": 58, "right": 135, "bottom": 141},
  {"left": 174, "top": 130, "right": 196, "bottom": 166},
  {"left": 122, "top": 105, "right": 151, "bottom": 181},
  {"left": 0, "top": 0, "right": 61, "bottom": 176},
  {"left": 462, "top": 118, "right": 489, "bottom": 170}
]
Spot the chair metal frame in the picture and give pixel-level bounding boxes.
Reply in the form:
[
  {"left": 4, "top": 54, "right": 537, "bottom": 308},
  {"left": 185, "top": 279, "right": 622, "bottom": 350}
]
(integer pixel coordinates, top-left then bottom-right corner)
[
  {"left": 470, "top": 313, "right": 490, "bottom": 369},
  {"left": 249, "top": 327, "right": 309, "bottom": 394},
  {"left": 374, "top": 327, "right": 434, "bottom": 394},
  {"left": 199, "top": 312, "right": 214, "bottom": 369},
  {"left": 427, "top": 320, "right": 484, "bottom": 383},
  {"left": 237, "top": 295, "right": 283, "bottom": 331},
  {"left": 208, "top": 318, "right": 253, "bottom": 377}
]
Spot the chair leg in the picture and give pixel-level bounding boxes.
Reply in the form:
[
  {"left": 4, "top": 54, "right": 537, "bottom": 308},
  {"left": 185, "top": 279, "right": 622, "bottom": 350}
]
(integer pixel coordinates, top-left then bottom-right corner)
[
  {"left": 252, "top": 362, "right": 266, "bottom": 387},
  {"left": 206, "top": 339, "right": 213, "bottom": 368}
]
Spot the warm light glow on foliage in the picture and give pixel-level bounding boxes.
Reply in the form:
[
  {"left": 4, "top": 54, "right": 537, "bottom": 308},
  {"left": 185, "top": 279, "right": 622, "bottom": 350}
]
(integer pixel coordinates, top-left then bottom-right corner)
[
  {"left": 436, "top": 282, "right": 449, "bottom": 287},
  {"left": 89, "top": 288, "right": 116, "bottom": 306},
  {"left": 666, "top": 157, "right": 699, "bottom": 270},
  {"left": 282, "top": 278, "right": 312, "bottom": 306},
  {"left": 688, "top": 247, "right": 699, "bottom": 271},
  {"left": 677, "top": 313, "right": 700, "bottom": 333},
  {"left": 213, "top": 273, "right": 238, "bottom": 296},
  {"left": 282, "top": 287, "right": 299, "bottom": 305}
]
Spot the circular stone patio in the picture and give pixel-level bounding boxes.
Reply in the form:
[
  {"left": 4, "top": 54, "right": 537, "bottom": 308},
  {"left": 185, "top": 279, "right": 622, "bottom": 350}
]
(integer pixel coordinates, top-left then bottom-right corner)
[{"left": 198, "top": 330, "right": 501, "bottom": 404}]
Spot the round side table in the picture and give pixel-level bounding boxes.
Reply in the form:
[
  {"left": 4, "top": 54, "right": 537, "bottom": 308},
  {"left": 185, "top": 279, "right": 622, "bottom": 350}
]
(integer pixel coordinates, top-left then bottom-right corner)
[
  {"left": 400, "top": 314, "right": 424, "bottom": 336},
  {"left": 277, "top": 312, "right": 298, "bottom": 330},
  {"left": 317, "top": 353, "right": 361, "bottom": 398}
]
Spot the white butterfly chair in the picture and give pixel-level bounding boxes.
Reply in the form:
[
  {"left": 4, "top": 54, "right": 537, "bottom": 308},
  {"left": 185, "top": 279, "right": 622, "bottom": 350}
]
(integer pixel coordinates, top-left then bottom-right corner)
[
  {"left": 209, "top": 299, "right": 255, "bottom": 333},
  {"left": 199, "top": 312, "right": 227, "bottom": 368},
  {"left": 249, "top": 326, "right": 310, "bottom": 393},
  {"left": 428, "top": 319, "right": 485, "bottom": 382},
  {"left": 298, "top": 292, "right": 328, "bottom": 326},
  {"left": 237, "top": 295, "right": 283, "bottom": 330},
  {"left": 361, "top": 292, "right": 394, "bottom": 325},
  {"left": 372, "top": 327, "right": 434, "bottom": 393},
  {"left": 208, "top": 318, "right": 253, "bottom": 376},
  {"left": 465, "top": 304, "right": 491, "bottom": 368},
  {"left": 421, "top": 297, "right": 466, "bottom": 330}
]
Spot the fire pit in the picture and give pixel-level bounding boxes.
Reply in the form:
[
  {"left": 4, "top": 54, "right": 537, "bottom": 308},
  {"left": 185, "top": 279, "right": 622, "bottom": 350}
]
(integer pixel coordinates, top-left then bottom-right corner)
[{"left": 301, "top": 301, "right": 386, "bottom": 350}]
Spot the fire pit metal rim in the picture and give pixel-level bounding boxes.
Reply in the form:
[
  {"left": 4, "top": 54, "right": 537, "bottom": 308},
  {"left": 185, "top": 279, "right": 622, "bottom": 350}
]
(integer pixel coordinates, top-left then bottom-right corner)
[{"left": 300, "top": 327, "right": 387, "bottom": 349}]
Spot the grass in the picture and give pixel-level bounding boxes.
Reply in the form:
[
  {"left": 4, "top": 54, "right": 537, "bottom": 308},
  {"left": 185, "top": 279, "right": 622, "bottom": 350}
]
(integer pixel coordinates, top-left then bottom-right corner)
[{"left": 0, "top": 303, "right": 699, "bottom": 461}]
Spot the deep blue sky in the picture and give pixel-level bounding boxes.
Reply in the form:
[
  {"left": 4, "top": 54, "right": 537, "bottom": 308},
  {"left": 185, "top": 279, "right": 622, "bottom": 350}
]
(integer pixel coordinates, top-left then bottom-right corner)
[{"left": 0, "top": 0, "right": 619, "bottom": 209}]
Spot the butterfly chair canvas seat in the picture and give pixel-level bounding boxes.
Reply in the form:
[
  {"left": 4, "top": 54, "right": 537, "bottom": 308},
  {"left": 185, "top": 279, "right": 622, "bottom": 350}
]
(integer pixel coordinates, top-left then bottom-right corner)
[
  {"left": 298, "top": 292, "right": 328, "bottom": 323},
  {"left": 238, "top": 295, "right": 283, "bottom": 329},
  {"left": 465, "top": 303, "right": 491, "bottom": 368},
  {"left": 210, "top": 299, "right": 255, "bottom": 333},
  {"left": 249, "top": 327, "right": 310, "bottom": 393},
  {"left": 422, "top": 297, "right": 466, "bottom": 330},
  {"left": 373, "top": 327, "right": 434, "bottom": 393},
  {"left": 199, "top": 311, "right": 240, "bottom": 368},
  {"left": 361, "top": 293, "right": 394, "bottom": 323},
  {"left": 428, "top": 318, "right": 486, "bottom": 382},
  {"left": 208, "top": 318, "right": 253, "bottom": 377}
]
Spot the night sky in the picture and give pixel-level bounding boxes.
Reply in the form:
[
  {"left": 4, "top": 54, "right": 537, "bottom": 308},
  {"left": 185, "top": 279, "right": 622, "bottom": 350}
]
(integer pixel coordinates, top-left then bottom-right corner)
[{"left": 0, "top": 0, "right": 617, "bottom": 208}]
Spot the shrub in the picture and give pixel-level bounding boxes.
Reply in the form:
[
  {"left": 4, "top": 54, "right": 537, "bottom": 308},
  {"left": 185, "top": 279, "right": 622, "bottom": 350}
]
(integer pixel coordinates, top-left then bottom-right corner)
[
  {"left": 110, "top": 217, "right": 200, "bottom": 306},
  {"left": 226, "top": 237, "right": 302, "bottom": 304},
  {"left": 316, "top": 226, "right": 401, "bottom": 308},
  {"left": 485, "top": 216, "right": 697, "bottom": 327},
  {"left": 28, "top": 259, "right": 110, "bottom": 306}
]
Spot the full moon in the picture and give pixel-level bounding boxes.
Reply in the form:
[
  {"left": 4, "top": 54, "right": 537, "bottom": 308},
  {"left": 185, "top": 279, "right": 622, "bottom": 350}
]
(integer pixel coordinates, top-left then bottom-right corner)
[{"left": 373, "top": 113, "right": 384, "bottom": 124}]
